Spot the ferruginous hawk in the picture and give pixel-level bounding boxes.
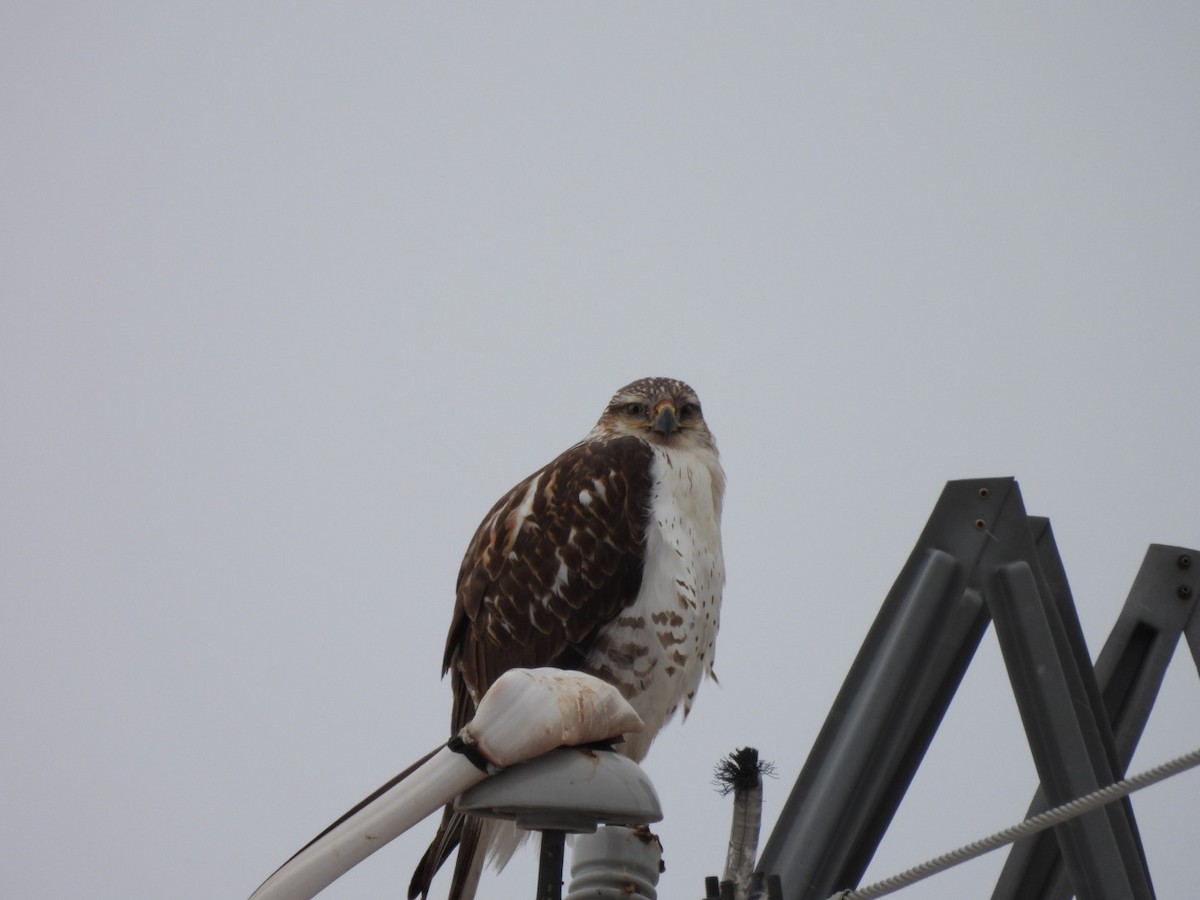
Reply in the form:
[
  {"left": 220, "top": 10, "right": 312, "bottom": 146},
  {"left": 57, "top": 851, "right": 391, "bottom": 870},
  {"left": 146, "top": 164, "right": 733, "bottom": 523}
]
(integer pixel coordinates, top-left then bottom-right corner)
[{"left": 409, "top": 376, "right": 726, "bottom": 900}]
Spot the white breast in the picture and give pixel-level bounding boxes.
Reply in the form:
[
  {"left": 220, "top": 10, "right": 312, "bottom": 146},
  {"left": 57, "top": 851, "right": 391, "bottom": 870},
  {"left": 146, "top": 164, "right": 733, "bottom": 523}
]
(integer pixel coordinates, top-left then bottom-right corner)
[{"left": 586, "top": 441, "right": 725, "bottom": 761}]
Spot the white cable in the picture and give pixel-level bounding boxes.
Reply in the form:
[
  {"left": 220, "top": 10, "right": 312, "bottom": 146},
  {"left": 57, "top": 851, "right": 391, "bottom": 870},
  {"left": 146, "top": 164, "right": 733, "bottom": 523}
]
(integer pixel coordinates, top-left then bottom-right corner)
[{"left": 829, "top": 745, "right": 1200, "bottom": 900}]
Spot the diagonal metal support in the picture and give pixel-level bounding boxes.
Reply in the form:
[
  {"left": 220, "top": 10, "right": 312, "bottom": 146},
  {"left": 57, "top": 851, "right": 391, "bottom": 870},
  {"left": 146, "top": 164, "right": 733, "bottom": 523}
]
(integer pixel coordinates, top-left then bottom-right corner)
[
  {"left": 755, "top": 478, "right": 1186, "bottom": 900},
  {"left": 979, "top": 486, "right": 1155, "bottom": 900},
  {"left": 1183, "top": 553, "right": 1200, "bottom": 679},
  {"left": 755, "top": 478, "right": 1007, "bottom": 899},
  {"left": 987, "top": 561, "right": 1152, "bottom": 900},
  {"left": 993, "top": 544, "right": 1200, "bottom": 900}
]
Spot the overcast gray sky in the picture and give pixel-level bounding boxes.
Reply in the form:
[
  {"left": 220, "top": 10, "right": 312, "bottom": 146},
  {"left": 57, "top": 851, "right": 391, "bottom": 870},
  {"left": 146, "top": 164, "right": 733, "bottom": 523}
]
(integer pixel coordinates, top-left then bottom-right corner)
[{"left": 3, "top": 5, "right": 1198, "bottom": 899}]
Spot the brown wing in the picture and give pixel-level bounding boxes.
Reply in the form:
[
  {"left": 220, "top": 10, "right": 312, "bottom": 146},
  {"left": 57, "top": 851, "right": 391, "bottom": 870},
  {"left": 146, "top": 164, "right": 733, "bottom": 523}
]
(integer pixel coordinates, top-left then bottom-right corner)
[
  {"left": 409, "top": 436, "right": 653, "bottom": 900},
  {"left": 443, "top": 434, "right": 654, "bottom": 731}
]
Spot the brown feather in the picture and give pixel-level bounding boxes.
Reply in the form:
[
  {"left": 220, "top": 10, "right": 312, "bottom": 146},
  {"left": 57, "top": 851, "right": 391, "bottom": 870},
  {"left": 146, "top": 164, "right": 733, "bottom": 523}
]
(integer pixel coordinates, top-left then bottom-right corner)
[
  {"left": 411, "top": 377, "right": 722, "bottom": 900},
  {"left": 409, "top": 435, "right": 654, "bottom": 899},
  {"left": 444, "top": 435, "right": 654, "bottom": 720}
]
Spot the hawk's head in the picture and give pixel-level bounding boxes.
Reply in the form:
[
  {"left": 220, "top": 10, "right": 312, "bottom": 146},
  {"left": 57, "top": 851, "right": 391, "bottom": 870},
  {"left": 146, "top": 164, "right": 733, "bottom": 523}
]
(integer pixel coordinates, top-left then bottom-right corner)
[{"left": 592, "top": 377, "right": 717, "bottom": 452}]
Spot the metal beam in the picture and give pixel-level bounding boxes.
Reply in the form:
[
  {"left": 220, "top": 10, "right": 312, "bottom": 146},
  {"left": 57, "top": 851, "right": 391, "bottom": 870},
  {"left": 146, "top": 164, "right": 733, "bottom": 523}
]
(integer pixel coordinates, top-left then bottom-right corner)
[
  {"left": 755, "top": 478, "right": 1008, "bottom": 898},
  {"left": 756, "top": 479, "right": 1181, "bottom": 900},
  {"left": 993, "top": 544, "right": 1199, "bottom": 900}
]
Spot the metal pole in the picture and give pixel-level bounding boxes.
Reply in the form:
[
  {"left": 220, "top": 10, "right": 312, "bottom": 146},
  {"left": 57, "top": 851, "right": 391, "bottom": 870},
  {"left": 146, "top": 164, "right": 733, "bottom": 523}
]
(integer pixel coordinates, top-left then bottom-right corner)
[
  {"left": 540, "top": 830, "right": 566, "bottom": 900},
  {"left": 538, "top": 830, "right": 566, "bottom": 900}
]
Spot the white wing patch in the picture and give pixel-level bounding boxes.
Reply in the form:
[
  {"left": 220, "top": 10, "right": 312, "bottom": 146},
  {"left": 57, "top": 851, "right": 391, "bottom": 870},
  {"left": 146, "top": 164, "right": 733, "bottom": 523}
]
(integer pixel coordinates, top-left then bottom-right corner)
[{"left": 502, "top": 473, "right": 542, "bottom": 551}]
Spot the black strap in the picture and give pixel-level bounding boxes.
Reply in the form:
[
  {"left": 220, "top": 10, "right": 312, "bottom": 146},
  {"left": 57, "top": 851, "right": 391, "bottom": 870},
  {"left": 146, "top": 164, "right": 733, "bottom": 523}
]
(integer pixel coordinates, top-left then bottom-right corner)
[{"left": 447, "top": 734, "right": 502, "bottom": 775}]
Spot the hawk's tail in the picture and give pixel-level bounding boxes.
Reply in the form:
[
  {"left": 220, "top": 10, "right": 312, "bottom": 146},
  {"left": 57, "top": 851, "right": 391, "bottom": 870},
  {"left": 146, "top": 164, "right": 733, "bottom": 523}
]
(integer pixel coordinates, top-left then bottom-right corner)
[{"left": 408, "top": 806, "right": 485, "bottom": 900}]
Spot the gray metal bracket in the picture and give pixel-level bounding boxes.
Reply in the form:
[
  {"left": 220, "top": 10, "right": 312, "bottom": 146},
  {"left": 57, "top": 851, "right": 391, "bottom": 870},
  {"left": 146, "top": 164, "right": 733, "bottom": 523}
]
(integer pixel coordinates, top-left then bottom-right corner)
[
  {"left": 993, "top": 544, "right": 1200, "bottom": 899},
  {"left": 755, "top": 477, "right": 1198, "bottom": 900}
]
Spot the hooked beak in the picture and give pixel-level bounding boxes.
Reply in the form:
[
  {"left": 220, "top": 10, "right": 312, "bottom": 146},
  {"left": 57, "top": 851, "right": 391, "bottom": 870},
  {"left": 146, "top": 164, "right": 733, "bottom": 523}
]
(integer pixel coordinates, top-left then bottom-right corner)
[{"left": 651, "top": 404, "right": 678, "bottom": 436}]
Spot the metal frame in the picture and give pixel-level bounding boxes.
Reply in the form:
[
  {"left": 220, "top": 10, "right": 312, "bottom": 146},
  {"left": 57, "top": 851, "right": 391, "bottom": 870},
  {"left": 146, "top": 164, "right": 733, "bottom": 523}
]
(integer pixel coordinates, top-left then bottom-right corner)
[{"left": 755, "top": 478, "right": 1199, "bottom": 900}]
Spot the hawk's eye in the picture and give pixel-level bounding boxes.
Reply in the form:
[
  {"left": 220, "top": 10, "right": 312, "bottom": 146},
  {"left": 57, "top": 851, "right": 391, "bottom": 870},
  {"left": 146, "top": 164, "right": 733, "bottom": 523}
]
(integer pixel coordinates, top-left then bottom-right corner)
[
  {"left": 679, "top": 402, "right": 699, "bottom": 419},
  {"left": 624, "top": 402, "right": 648, "bottom": 417}
]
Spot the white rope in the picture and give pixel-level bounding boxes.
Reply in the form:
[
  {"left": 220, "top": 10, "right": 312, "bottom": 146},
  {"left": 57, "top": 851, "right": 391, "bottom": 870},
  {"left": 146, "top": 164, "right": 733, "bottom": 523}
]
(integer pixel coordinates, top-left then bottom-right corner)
[{"left": 829, "top": 745, "right": 1200, "bottom": 900}]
